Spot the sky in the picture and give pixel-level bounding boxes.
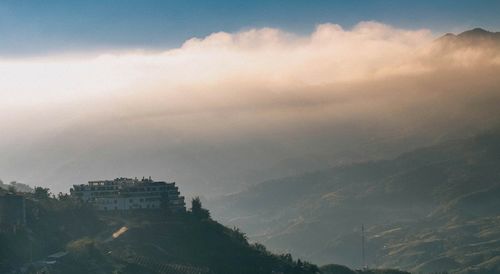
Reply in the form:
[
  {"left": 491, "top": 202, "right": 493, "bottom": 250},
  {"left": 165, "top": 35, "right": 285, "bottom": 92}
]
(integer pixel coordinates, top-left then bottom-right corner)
[
  {"left": 1, "top": 0, "right": 500, "bottom": 56},
  {"left": 1, "top": 1, "right": 500, "bottom": 195}
]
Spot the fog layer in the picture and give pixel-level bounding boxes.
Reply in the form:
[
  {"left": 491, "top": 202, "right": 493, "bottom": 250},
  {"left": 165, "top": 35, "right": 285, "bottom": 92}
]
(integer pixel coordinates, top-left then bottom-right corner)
[{"left": 1, "top": 22, "right": 499, "bottom": 195}]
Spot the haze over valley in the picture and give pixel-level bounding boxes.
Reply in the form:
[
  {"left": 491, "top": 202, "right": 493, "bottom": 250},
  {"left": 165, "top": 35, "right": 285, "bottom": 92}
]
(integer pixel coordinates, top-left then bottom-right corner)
[{"left": 2, "top": 26, "right": 500, "bottom": 198}]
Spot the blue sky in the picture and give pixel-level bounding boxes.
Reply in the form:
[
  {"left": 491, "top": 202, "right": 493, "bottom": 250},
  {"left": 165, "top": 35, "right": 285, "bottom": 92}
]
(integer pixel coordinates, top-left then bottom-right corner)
[{"left": 1, "top": 0, "right": 499, "bottom": 55}]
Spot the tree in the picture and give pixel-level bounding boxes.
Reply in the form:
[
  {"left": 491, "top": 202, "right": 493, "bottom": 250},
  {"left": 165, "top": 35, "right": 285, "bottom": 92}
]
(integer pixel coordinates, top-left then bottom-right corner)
[
  {"left": 230, "top": 226, "right": 248, "bottom": 243},
  {"left": 34, "top": 187, "right": 51, "bottom": 200},
  {"left": 57, "top": 192, "right": 71, "bottom": 201},
  {"left": 191, "top": 197, "right": 210, "bottom": 219}
]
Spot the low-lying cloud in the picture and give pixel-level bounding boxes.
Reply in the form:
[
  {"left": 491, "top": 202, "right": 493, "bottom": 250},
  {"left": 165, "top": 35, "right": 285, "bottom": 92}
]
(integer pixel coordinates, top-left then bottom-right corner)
[{"left": 1, "top": 22, "right": 499, "bottom": 195}]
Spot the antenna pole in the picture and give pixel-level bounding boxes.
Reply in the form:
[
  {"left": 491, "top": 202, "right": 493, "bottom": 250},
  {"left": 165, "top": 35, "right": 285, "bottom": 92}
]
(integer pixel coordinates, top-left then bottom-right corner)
[{"left": 362, "top": 224, "right": 366, "bottom": 269}]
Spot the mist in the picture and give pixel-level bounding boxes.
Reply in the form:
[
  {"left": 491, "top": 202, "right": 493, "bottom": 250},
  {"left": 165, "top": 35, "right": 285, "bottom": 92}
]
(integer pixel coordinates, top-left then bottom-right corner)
[{"left": 1, "top": 22, "right": 500, "bottom": 196}]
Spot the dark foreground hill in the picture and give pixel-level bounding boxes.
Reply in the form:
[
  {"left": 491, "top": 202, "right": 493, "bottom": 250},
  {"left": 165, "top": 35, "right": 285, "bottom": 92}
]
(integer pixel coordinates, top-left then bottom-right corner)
[
  {"left": 209, "top": 128, "right": 500, "bottom": 273},
  {"left": 0, "top": 190, "right": 411, "bottom": 274},
  {"left": 0, "top": 192, "right": 321, "bottom": 274}
]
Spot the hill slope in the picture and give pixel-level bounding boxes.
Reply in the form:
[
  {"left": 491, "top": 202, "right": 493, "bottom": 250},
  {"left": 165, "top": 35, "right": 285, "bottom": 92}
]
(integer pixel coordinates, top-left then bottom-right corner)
[
  {"left": 209, "top": 128, "right": 500, "bottom": 273},
  {"left": 0, "top": 192, "right": 321, "bottom": 274}
]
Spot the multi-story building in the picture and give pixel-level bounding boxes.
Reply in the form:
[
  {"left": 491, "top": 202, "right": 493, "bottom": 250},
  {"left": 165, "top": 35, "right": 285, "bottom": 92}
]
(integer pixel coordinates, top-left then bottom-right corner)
[{"left": 70, "top": 177, "right": 185, "bottom": 212}]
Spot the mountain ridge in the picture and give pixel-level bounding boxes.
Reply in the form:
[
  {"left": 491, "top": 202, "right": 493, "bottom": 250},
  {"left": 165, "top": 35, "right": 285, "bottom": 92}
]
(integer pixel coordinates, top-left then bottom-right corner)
[
  {"left": 209, "top": 128, "right": 500, "bottom": 273},
  {"left": 437, "top": 27, "right": 500, "bottom": 47}
]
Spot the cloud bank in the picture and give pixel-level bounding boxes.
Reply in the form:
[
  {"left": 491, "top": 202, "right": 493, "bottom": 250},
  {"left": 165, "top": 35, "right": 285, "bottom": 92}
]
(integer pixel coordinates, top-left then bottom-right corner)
[{"left": 1, "top": 22, "right": 500, "bottom": 195}]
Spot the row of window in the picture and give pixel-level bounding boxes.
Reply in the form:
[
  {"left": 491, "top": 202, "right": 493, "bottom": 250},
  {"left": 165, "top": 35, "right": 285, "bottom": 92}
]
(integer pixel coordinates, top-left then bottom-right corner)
[
  {"left": 97, "top": 198, "right": 160, "bottom": 204},
  {"left": 79, "top": 188, "right": 178, "bottom": 193},
  {"left": 88, "top": 191, "right": 178, "bottom": 197},
  {"left": 101, "top": 203, "right": 159, "bottom": 211}
]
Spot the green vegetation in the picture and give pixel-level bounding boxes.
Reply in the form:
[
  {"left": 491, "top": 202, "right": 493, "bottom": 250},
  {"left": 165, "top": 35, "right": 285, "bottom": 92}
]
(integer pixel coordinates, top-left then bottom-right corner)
[
  {"left": 0, "top": 187, "right": 104, "bottom": 271},
  {"left": 0, "top": 192, "right": 320, "bottom": 273}
]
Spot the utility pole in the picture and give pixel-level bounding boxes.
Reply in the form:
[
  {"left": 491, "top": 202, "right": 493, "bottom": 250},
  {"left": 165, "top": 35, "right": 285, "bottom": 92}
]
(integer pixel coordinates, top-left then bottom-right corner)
[
  {"left": 30, "top": 239, "right": 33, "bottom": 264},
  {"left": 362, "top": 224, "right": 366, "bottom": 269}
]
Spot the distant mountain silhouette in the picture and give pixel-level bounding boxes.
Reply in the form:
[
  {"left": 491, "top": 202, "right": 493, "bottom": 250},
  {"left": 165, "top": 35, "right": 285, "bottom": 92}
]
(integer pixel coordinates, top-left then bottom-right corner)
[
  {"left": 437, "top": 27, "right": 500, "bottom": 46},
  {"left": 458, "top": 28, "right": 500, "bottom": 39}
]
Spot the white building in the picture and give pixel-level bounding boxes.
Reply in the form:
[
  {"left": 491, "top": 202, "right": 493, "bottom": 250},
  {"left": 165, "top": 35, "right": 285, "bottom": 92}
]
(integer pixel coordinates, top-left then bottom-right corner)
[{"left": 70, "top": 177, "right": 185, "bottom": 212}]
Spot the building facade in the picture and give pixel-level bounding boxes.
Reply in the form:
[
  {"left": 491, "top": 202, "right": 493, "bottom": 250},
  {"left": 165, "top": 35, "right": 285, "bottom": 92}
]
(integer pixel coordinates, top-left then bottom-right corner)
[{"left": 70, "top": 177, "right": 185, "bottom": 212}]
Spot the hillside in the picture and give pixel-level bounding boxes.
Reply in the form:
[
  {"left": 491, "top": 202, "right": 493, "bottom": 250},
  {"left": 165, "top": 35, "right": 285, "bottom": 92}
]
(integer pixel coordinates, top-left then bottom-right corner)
[
  {"left": 48, "top": 214, "right": 321, "bottom": 274},
  {"left": 0, "top": 192, "right": 320, "bottom": 274},
  {"left": 209, "top": 128, "right": 500, "bottom": 273}
]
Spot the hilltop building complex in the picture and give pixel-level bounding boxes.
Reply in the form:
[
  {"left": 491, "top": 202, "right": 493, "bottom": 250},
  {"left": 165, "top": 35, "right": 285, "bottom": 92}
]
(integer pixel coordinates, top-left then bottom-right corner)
[{"left": 70, "top": 177, "right": 185, "bottom": 212}]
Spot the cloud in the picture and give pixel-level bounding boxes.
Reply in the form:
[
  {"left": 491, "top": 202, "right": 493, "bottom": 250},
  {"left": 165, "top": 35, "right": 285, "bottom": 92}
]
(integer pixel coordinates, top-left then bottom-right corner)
[{"left": 1, "top": 22, "right": 499, "bottom": 195}]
